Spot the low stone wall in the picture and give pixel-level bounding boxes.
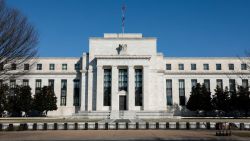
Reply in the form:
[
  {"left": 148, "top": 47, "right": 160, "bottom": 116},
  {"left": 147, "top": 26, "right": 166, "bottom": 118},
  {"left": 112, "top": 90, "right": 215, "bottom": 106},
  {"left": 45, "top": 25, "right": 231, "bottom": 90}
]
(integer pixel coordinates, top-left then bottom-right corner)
[{"left": 0, "top": 122, "right": 249, "bottom": 131}]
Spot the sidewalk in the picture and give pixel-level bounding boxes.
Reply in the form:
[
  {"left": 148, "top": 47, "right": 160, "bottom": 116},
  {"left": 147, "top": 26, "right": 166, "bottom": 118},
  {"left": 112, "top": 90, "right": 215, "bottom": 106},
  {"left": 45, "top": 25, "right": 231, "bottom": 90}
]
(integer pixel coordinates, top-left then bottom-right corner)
[{"left": 0, "top": 130, "right": 249, "bottom": 141}]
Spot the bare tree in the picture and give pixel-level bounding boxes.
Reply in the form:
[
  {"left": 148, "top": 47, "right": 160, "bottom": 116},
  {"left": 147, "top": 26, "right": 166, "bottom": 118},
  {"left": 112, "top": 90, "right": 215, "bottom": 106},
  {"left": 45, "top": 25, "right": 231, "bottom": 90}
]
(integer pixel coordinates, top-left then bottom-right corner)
[{"left": 0, "top": 0, "right": 38, "bottom": 80}]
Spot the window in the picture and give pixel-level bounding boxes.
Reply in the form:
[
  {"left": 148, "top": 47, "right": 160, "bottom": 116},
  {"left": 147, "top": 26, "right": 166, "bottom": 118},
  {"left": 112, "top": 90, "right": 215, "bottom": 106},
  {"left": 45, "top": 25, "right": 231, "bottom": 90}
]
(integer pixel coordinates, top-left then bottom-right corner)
[
  {"left": 204, "top": 79, "right": 210, "bottom": 91},
  {"left": 118, "top": 69, "right": 128, "bottom": 91},
  {"left": 23, "top": 79, "right": 29, "bottom": 86},
  {"left": 179, "top": 64, "right": 184, "bottom": 70},
  {"left": 62, "top": 64, "right": 67, "bottom": 70},
  {"left": 229, "top": 79, "right": 236, "bottom": 93},
  {"left": 49, "top": 64, "right": 55, "bottom": 70},
  {"left": 48, "top": 79, "right": 54, "bottom": 90},
  {"left": 166, "top": 79, "right": 172, "bottom": 106},
  {"left": 35, "top": 79, "right": 42, "bottom": 94},
  {"left": 24, "top": 64, "right": 29, "bottom": 70},
  {"left": 75, "top": 63, "right": 80, "bottom": 70},
  {"left": 191, "top": 64, "right": 196, "bottom": 70},
  {"left": 166, "top": 64, "right": 171, "bottom": 70},
  {"left": 11, "top": 63, "right": 16, "bottom": 70},
  {"left": 10, "top": 80, "right": 16, "bottom": 88},
  {"left": 74, "top": 79, "right": 80, "bottom": 106},
  {"left": 179, "top": 79, "right": 185, "bottom": 106},
  {"left": 228, "top": 64, "right": 234, "bottom": 70},
  {"left": 242, "top": 79, "right": 248, "bottom": 88},
  {"left": 216, "top": 79, "right": 223, "bottom": 89},
  {"left": 61, "top": 79, "right": 67, "bottom": 106},
  {"left": 104, "top": 69, "right": 111, "bottom": 106},
  {"left": 0, "top": 63, "right": 3, "bottom": 71},
  {"left": 216, "top": 64, "right": 221, "bottom": 70},
  {"left": 203, "top": 64, "right": 209, "bottom": 70},
  {"left": 241, "top": 63, "right": 247, "bottom": 70},
  {"left": 135, "top": 69, "right": 143, "bottom": 106},
  {"left": 191, "top": 79, "right": 197, "bottom": 88},
  {"left": 37, "top": 64, "right": 42, "bottom": 70}
]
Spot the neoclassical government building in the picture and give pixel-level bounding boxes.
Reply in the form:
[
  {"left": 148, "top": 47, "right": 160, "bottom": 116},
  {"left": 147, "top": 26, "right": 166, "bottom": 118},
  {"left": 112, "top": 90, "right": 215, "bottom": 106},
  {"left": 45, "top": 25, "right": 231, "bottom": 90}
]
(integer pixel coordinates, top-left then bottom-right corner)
[{"left": 10, "top": 33, "right": 250, "bottom": 118}]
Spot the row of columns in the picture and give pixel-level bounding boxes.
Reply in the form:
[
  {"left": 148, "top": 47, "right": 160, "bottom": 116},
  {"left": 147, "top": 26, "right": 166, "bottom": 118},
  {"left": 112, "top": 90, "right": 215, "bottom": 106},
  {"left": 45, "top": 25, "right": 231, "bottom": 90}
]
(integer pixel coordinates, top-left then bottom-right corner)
[{"left": 80, "top": 65, "right": 149, "bottom": 111}]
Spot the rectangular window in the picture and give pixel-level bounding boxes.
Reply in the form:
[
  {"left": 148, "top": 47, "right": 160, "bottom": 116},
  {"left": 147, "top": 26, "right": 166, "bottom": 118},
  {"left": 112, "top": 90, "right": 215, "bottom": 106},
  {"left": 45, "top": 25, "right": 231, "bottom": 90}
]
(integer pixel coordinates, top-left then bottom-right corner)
[
  {"left": 37, "top": 64, "right": 42, "bottom": 70},
  {"left": 229, "top": 79, "right": 236, "bottom": 92},
  {"left": 179, "top": 64, "right": 184, "bottom": 70},
  {"left": 75, "top": 63, "right": 80, "bottom": 70},
  {"left": 74, "top": 79, "right": 80, "bottom": 106},
  {"left": 61, "top": 79, "right": 67, "bottom": 106},
  {"left": 23, "top": 79, "right": 29, "bottom": 86},
  {"left": 204, "top": 79, "right": 210, "bottom": 91},
  {"left": 10, "top": 80, "right": 16, "bottom": 88},
  {"left": 118, "top": 69, "right": 128, "bottom": 91},
  {"left": 62, "top": 64, "right": 67, "bottom": 70},
  {"left": 48, "top": 79, "right": 54, "bottom": 90},
  {"left": 228, "top": 64, "right": 234, "bottom": 70},
  {"left": 203, "top": 64, "right": 209, "bottom": 70},
  {"left": 166, "top": 79, "right": 172, "bottom": 106},
  {"left": 104, "top": 69, "right": 111, "bottom": 106},
  {"left": 49, "top": 64, "right": 55, "bottom": 70},
  {"left": 11, "top": 63, "right": 16, "bottom": 70},
  {"left": 191, "top": 64, "right": 196, "bottom": 70},
  {"left": 135, "top": 69, "right": 143, "bottom": 106},
  {"left": 35, "top": 79, "right": 42, "bottom": 94},
  {"left": 242, "top": 79, "right": 248, "bottom": 88},
  {"left": 24, "top": 64, "right": 29, "bottom": 70},
  {"left": 216, "top": 79, "right": 223, "bottom": 89},
  {"left": 166, "top": 64, "right": 171, "bottom": 70},
  {"left": 216, "top": 64, "right": 221, "bottom": 70},
  {"left": 179, "top": 79, "right": 185, "bottom": 106},
  {"left": 241, "top": 63, "right": 247, "bottom": 70},
  {"left": 191, "top": 79, "right": 197, "bottom": 88}
]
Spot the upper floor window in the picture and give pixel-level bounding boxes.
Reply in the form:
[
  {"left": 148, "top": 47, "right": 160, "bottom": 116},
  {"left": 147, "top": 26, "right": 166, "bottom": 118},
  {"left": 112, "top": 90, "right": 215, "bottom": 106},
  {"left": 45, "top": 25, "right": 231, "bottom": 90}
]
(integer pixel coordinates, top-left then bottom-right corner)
[
  {"left": 24, "top": 64, "right": 29, "bottom": 70},
  {"left": 75, "top": 63, "right": 80, "bottom": 70},
  {"left": 11, "top": 63, "right": 16, "bottom": 70},
  {"left": 241, "top": 63, "right": 247, "bottom": 70},
  {"left": 166, "top": 64, "right": 171, "bottom": 70},
  {"left": 216, "top": 64, "right": 221, "bottom": 70},
  {"left": 203, "top": 64, "right": 209, "bottom": 70},
  {"left": 49, "top": 64, "right": 55, "bottom": 70},
  {"left": 228, "top": 64, "right": 234, "bottom": 70},
  {"left": 191, "top": 64, "right": 196, "bottom": 70},
  {"left": 37, "top": 64, "right": 42, "bottom": 70},
  {"left": 62, "top": 64, "right": 67, "bottom": 70},
  {"left": 178, "top": 64, "right": 184, "bottom": 70}
]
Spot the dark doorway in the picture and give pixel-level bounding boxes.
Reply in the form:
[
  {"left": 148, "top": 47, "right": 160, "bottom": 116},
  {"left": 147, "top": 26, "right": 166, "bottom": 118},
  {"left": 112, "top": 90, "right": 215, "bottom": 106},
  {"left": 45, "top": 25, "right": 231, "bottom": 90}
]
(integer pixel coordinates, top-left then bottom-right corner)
[{"left": 119, "top": 96, "right": 127, "bottom": 110}]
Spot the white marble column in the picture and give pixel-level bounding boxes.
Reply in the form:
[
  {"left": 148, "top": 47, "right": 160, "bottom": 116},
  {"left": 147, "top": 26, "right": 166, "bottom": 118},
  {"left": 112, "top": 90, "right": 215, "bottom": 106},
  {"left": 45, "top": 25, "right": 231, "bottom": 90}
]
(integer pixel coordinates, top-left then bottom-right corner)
[
  {"left": 111, "top": 66, "right": 119, "bottom": 110},
  {"left": 128, "top": 66, "right": 135, "bottom": 110},
  {"left": 87, "top": 68, "right": 93, "bottom": 111},
  {"left": 143, "top": 66, "right": 149, "bottom": 110},
  {"left": 96, "top": 66, "right": 103, "bottom": 111},
  {"left": 80, "top": 71, "right": 86, "bottom": 111}
]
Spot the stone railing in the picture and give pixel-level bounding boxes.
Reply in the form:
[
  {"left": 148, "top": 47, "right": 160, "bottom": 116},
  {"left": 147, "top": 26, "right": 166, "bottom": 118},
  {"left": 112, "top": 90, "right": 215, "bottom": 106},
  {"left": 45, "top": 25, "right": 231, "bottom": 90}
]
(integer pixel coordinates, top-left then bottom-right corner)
[{"left": 0, "top": 122, "right": 249, "bottom": 131}]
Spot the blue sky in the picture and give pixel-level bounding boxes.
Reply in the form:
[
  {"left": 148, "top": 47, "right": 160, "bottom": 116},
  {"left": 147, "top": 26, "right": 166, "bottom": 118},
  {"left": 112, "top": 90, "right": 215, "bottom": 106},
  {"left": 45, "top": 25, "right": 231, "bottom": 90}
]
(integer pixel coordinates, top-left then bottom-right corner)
[{"left": 6, "top": 0, "right": 250, "bottom": 57}]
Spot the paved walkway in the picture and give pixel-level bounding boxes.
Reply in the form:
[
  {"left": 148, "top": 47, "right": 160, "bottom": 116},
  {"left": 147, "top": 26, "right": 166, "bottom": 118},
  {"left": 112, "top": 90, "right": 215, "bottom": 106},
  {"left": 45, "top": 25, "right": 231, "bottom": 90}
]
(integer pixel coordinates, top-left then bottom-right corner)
[{"left": 0, "top": 130, "right": 249, "bottom": 141}]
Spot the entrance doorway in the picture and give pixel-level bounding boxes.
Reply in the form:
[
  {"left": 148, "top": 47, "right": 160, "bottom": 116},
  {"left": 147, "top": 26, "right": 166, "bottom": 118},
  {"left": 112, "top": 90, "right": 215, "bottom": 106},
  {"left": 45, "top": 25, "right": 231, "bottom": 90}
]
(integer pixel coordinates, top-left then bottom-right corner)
[{"left": 119, "top": 96, "right": 127, "bottom": 110}]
